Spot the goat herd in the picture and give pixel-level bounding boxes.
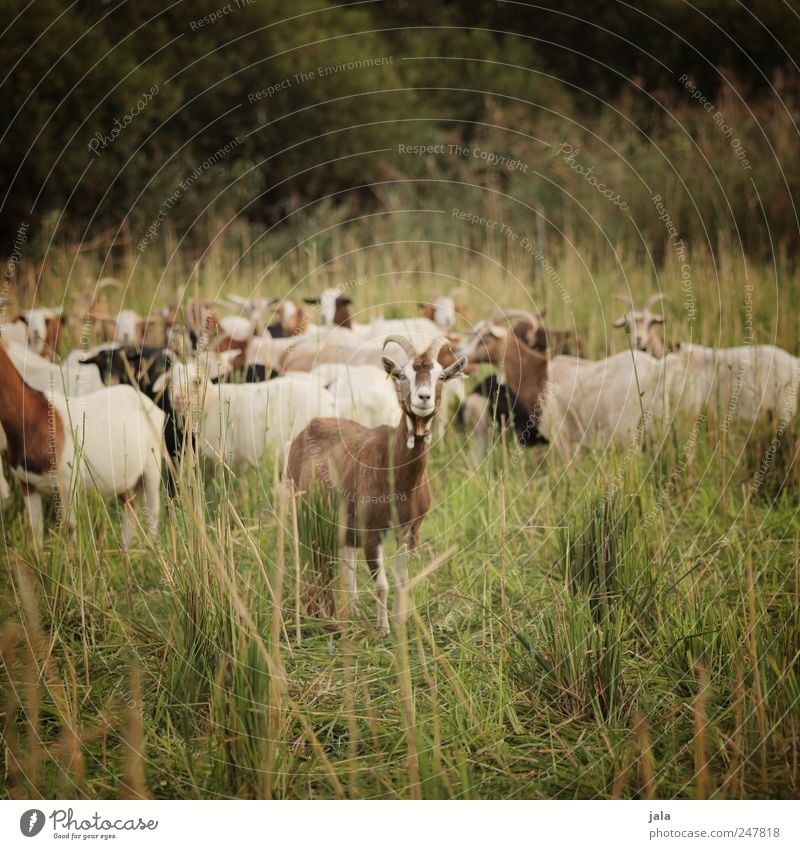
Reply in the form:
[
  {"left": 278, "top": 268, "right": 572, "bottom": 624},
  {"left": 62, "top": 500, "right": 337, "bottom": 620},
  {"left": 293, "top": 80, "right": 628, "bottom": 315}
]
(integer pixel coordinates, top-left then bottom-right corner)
[{"left": 1, "top": 282, "right": 798, "bottom": 633}]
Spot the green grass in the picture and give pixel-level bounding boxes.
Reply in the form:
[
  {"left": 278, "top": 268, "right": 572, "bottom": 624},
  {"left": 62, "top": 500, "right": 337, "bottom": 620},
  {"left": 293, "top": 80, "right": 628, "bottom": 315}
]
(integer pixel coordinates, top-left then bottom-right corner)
[{"left": 1, "top": 234, "right": 799, "bottom": 799}]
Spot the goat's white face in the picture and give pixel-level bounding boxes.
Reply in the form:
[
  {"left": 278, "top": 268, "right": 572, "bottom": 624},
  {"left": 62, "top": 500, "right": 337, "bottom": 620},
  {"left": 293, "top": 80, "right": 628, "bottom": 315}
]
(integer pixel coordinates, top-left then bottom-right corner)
[
  {"left": 163, "top": 352, "right": 238, "bottom": 414},
  {"left": 115, "top": 310, "right": 143, "bottom": 345},
  {"left": 167, "top": 362, "right": 205, "bottom": 414},
  {"left": 281, "top": 300, "right": 297, "bottom": 326},
  {"left": 318, "top": 288, "right": 342, "bottom": 326},
  {"left": 614, "top": 308, "right": 663, "bottom": 351},
  {"left": 382, "top": 345, "right": 466, "bottom": 423},
  {"left": 21, "top": 311, "right": 48, "bottom": 352},
  {"left": 20, "top": 309, "right": 61, "bottom": 352},
  {"left": 432, "top": 297, "right": 456, "bottom": 331},
  {"left": 406, "top": 358, "right": 442, "bottom": 417}
]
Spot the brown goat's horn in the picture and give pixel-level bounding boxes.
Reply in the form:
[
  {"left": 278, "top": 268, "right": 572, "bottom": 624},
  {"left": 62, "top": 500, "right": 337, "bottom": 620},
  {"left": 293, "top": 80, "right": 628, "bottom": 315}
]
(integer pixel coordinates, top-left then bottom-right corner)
[
  {"left": 96, "top": 277, "right": 123, "bottom": 290},
  {"left": 426, "top": 336, "right": 448, "bottom": 362},
  {"left": 488, "top": 308, "right": 542, "bottom": 328},
  {"left": 613, "top": 293, "right": 636, "bottom": 305},
  {"left": 383, "top": 334, "right": 417, "bottom": 361},
  {"left": 645, "top": 293, "right": 667, "bottom": 309}
]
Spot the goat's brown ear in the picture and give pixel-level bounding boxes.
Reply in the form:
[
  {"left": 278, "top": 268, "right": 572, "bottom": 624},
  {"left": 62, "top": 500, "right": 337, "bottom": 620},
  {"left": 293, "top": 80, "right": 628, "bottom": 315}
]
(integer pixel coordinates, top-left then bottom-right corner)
[
  {"left": 381, "top": 355, "right": 403, "bottom": 378},
  {"left": 612, "top": 316, "right": 627, "bottom": 328},
  {"left": 650, "top": 314, "right": 665, "bottom": 324},
  {"left": 441, "top": 355, "right": 467, "bottom": 380}
]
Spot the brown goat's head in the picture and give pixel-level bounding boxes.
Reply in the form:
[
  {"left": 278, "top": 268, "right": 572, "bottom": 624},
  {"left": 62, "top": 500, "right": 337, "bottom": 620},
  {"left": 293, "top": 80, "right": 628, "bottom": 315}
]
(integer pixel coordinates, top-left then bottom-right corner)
[
  {"left": 455, "top": 309, "right": 542, "bottom": 365},
  {"left": 382, "top": 335, "right": 466, "bottom": 445},
  {"left": 613, "top": 294, "right": 666, "bottom": 354}
]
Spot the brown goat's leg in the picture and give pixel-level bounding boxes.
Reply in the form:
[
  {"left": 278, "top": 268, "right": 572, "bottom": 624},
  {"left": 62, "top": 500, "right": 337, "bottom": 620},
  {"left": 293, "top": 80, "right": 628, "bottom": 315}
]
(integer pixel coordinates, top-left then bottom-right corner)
[
  {"left": 342, "top": 546, "right": 358, "bottom": 612},
  {"left": 391, "top": 540, "right": 410, "bottom": 627},
  {"left": 364, "top": 538, "right": 389, "bottom": 636}
]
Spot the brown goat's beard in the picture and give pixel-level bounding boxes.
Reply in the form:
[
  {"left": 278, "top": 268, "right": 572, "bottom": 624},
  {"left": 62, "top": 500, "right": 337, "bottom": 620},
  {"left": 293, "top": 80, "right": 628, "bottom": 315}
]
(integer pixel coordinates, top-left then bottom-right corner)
[{"left": 404, "top": 412, "right": 435, "bottom": 449}]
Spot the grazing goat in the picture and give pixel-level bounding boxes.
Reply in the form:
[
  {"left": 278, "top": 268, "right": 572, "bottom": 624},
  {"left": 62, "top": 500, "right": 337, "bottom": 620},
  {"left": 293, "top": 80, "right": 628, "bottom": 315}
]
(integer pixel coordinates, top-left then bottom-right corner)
[
  {"left": 287, "top": 335, "right": 466, "bottom": 634},
  {"left": 7, "top": 340, "right": 105, "bottom": 396},
  {"left": 459, "top": 374, "right": 543, "bottom": 456},
  {"left": 663, "top": 343, "right": 800, "bottom": 425},
  {"left": 78, "top": 344, "right": 187, "bottom": 496},
  {"left": 456, "top": 311, "right": 551, "bottom": 452},
  {"left": 613, "top": 293, "right": 667, "bottom": 358},
  {"left": 0, "top": 339, "right": 164, "bottom": 548},
  {"left": 161, "top": 357, "right": 337, "bottom": 472},
  {"left": 460, "top": 313, "right": 584, "bottom": 455},
  {"left": 538, "top": 351, "right": 666, "bottom": 457}
]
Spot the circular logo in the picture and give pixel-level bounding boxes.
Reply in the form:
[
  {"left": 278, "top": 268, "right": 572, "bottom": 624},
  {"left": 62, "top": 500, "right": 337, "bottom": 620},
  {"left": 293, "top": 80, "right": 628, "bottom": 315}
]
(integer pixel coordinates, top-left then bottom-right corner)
[{"left": 20, "top": 810, "right": 45, "bottom": 837}]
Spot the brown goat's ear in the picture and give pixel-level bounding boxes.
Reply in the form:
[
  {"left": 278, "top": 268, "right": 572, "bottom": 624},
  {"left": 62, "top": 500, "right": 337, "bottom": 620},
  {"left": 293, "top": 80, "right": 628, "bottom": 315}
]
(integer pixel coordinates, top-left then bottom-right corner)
[
  {"left": 441, "top": 355, "right": 467, "bottom": 380},
  {"left": 612, "top": 316, "right": 627, "bottom": 328},
  {"left": 650, "top": 314, "right": 665, "bottom": 324},
  {"left": 381, "top": 355, "right": 403, "bottom": 378}
]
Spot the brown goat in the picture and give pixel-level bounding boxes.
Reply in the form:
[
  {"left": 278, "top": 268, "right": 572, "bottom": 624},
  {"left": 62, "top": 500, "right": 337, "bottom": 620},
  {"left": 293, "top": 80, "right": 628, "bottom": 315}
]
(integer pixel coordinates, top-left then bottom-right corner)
[
  {"left": 287, "top": 335, "right": 466, "bottom": 634},
  {"left": 457, "top": 311, "right": 550, "bottom": 417}
]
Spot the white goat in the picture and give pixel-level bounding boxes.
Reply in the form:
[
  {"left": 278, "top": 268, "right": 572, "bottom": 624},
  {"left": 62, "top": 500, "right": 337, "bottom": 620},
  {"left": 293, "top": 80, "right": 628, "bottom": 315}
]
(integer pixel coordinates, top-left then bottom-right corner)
[
  {"left": 163, "top": 359, "right": 338, "bottom": 471},
  {"left": 0, "top": 339, "right": 164, "bottom": 548},
  {"left": 313, "top": 363, "right": 402, "bottom": 428},
  {"left": 663, "top": 343, "right": 800, "bottom": 425}
]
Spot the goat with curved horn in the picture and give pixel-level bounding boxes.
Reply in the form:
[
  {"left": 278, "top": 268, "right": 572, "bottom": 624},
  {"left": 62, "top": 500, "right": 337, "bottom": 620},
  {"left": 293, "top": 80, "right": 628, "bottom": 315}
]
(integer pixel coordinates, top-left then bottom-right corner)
[
  {"left": 382, "top": 334, "right": 417, "bottom": 361},
  {"left": 645, "top": 292, "right": 667, "bottom": 309}
]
